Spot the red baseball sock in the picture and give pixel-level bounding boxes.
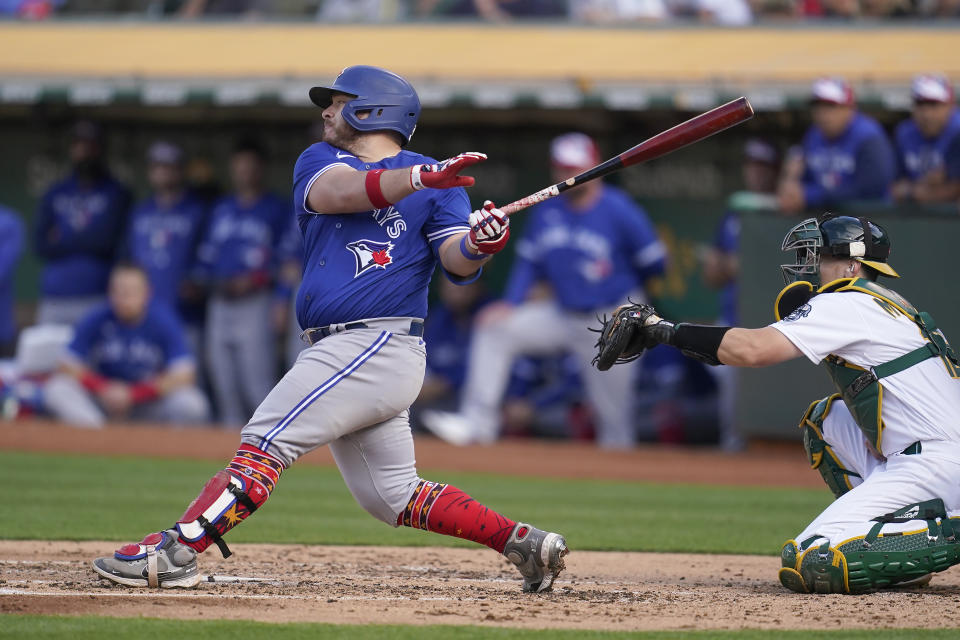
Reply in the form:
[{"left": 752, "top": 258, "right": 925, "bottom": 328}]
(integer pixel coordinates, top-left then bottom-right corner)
[{"left": 398, "top": 480, "right": 517, "bottom": 553}]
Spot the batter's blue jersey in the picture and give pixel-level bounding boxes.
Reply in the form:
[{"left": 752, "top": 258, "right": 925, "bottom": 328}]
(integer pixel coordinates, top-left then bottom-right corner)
[
  {"left": 801, "top": 112, "right": 896, "bottom": 207},
  {"left": 292, "top": 143, "right": 474, "bottom": 329},
  {"left": 195, "top": 193, "right": 290, "bottom": 283},
  {"left": 126, "top": 191, "right": 209, "bottom": 313},
  {"left": 0, "top": 205, "right": 24, "bottom": 343},
  {"left": 502, "top": 185, "right": 666, "bottom": 311},
  {"left": 67, "top": 301, "right": 193, "bottom": 382},
  {"left": 894, "top": 109, "right": 960, "bottom": 181},
  {"left": 34, "top": 172, "right": 131, "bottom": 297}
]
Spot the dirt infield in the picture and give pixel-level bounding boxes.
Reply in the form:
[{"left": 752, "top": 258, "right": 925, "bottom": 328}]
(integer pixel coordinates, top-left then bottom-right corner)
[
  {"left": 4, "top": 420, "right": 960, "bottom": 632},
  {"left": 3, "top": 541, "right": 960, "bottom": 632}
]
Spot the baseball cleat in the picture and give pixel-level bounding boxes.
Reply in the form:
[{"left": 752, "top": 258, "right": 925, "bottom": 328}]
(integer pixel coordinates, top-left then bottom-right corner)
[
  {"left": 93, "top": 529, "right": 200, "bottom": 589},
  {"left": 502, "top": 523, "right": 568, "bottom": 593}
]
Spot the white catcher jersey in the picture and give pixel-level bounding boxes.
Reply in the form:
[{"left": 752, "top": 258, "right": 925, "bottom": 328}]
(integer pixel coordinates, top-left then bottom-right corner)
[{"left": 771, "top": 289, "right": 960, "bottom": 455}]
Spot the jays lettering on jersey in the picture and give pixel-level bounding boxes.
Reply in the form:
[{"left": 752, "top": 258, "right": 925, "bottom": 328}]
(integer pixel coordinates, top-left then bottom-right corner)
[
  {"left": 771, "top": 291, "right": 960, "bottom": 455},
  {"left": 895, "top": 109, "right": 960, "bottom": 181},
  {"left": 502, "top": 185, "right": 665, "bottom": 312},
  {"left": 35, "top": 173, "right": 131, "bottom": 296},
  {"left": 127, "top": 192, "right": 209, "bottom": 309},
  {"left": 195, "top": 193, "right": 290, "bottom": 283},
  {"left": 801, "top": 112, "right": 896, "bottom": 207},
  {"left": 65, "top": 302, "right": 194, "bottom": 383},
  {"left": 292, "top": 143, "right": 473, "bottom": 328}
]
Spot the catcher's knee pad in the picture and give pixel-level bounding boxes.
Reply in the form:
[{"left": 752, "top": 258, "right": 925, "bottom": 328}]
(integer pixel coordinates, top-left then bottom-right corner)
[
  {"left": 780, "top": 499, "right": 960, "bottom": 594},
  {"left": 175, "top": 444, "right": 285, "bottom": 557},
  {"left": 799, "top": 394, "right": 860, "bottom": 498}
]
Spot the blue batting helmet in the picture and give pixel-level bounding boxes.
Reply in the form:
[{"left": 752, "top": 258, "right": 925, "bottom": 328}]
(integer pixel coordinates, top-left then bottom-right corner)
[{"left": 309, "top": 66, "right": 421, "bottom": 144}]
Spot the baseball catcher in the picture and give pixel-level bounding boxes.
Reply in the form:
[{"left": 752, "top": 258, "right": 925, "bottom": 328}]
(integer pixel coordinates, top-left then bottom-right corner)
[{"left": 594, "top": 213, "right": 960, "bottom": 594}]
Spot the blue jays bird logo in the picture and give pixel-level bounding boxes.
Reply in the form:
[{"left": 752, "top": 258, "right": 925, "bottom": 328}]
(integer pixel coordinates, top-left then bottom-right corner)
[{"left": 346, "top": 239, "right": 394, "bottom": 277}]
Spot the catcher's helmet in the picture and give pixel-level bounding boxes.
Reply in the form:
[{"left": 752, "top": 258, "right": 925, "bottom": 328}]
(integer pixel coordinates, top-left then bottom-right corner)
[
  {"left": 780, "top": 214, "right": 899, "bottom": 285},
  {"left": 309, "top": 66, "right": 421, "bottom": 144}
]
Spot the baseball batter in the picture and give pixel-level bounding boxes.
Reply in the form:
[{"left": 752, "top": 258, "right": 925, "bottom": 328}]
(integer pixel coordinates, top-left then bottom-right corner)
[
  {"left": 594, "top": 214, "right": 960, "bottom": 594},
  {"left": 93, "top": 65, "right": 567, "bottom": 593}
]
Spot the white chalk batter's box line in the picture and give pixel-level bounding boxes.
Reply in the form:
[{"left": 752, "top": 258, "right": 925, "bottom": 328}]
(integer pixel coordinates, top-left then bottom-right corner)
[{"left": 0, "top": 588, "right": 487, "bottom": 603}]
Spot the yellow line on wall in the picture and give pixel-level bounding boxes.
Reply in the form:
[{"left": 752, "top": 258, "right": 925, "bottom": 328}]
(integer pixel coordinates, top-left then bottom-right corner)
[{"left": 0, "top": 24, "right": 955, "bottom": 83}]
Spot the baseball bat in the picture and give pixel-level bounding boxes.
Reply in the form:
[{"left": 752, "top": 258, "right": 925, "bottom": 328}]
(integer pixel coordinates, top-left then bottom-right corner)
[{"left": 501, "top": 97, "right": 754, "bottom": 215}]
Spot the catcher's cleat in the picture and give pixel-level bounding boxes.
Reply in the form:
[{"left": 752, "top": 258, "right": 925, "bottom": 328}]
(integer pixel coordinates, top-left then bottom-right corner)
[
  {"left": 502, "top": 523, "right": 568, "bottom": 593},
  {"left": 93, "top": 529, "right": 200, "bottom": 589}
]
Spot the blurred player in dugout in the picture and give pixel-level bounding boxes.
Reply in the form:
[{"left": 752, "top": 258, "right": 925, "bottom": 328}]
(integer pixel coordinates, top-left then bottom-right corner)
[
  {"left": 34, "top": 121, "right": 131, "bottom": 326},
  {"left": 422, "top": 132, "right": 666, "bottom": 448},
  {"left": 125, "top": 141, "right": 211, "bottom": 369},
  {"left": 777, "top": 77, "right": 896, "bottom": 215},
  {"left": 891, "top": 73, "right": 960, "bottom": 206},
  {"left": 193, "top": 139, "right": 291, "bottom": 427},
  {"left": 44, "top": 262, "right": 209, "bottom": 428}
]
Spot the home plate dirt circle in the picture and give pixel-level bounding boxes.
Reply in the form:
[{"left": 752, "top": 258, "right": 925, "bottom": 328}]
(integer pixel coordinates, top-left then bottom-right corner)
[{"left": 2, "top": 540, "right": 960, "bottom": 632}]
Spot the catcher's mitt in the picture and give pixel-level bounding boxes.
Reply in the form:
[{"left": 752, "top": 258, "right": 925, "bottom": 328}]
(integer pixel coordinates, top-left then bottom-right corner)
[{"left": 591, "top": 303, "right": 662, "bottom": 371}]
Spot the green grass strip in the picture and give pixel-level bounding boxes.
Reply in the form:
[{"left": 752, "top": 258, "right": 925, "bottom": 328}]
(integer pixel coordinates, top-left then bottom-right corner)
[
  {"left": 1, "top": 615, "right": 956, "bottom": 639},
  {"left": 3, "top": 450, "right": 830, "bottom": 554}
]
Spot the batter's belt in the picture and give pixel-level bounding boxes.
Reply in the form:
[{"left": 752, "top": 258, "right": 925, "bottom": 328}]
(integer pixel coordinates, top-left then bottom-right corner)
[{"left": 301, "top": 317, "right": 424, "bottom": 346}]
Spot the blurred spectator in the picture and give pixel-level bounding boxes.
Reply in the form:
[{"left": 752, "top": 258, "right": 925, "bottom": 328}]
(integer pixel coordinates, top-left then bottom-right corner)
[
  {"left": 891, "top": 74, "right": 960, "bottom": 205},
  {"left": 818, "top": 0, "right": 859, "bottom": 16},
  {"left": 317, "top": 0, "right": 405, "bottom": 21},
  {"left": 126, "top": 142, "right": 209, "bottom": 326},
  {"left": 422, "top": 132, "right": 666, "bottom": 449},
  {"left": 570, "top": 0, "right": 669, "bottom": 23},
  {"left": 693, "top": 0, "right": 754, "bottom": 24},
  {"left": 777, "top": 78, "right": 895, "bottom": 215},
  {"left": 418, "top": 0, "right": 566, "bottom": 19},
  {"left": 195, "top": 138, "right": 289, "bottom": 427},
  {"left": 0, "top": 204, "right": 24, "bottom": 357},
  {"left": 861, "top": 0, "right": 914, "bottom": 17},
  {"left": 178, "top": 0, "right": 270, "bottom": 18},
  {"left": 700, "top": 138, "right": 780, "bottom": 451},
  {"left": 34, "top": 121, "right": 131, "bottom": 327},
  {"left": 0, "top": 0, "right": 60, "bottom": 17},
  {"left": 43, "top": 262, "right": 209, "bottom": 428}
]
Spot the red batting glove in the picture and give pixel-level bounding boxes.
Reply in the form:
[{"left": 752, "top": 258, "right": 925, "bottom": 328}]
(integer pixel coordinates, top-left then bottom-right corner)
[
  {"left": 410, "top": 152, "right": 487, "bottom": 190},
  {"left": 467, "top": 200, "right": 510, "bottom": 255}
]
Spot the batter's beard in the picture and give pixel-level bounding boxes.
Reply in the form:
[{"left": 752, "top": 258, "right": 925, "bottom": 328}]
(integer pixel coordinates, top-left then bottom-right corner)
[{"left": 322, "top": 120, "right": 362, "bottom": 154}]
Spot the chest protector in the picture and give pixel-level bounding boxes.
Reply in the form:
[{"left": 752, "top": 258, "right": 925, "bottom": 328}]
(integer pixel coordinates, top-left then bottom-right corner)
[{"left": 815, "top": 278, "right": 959, "bottom": 451}]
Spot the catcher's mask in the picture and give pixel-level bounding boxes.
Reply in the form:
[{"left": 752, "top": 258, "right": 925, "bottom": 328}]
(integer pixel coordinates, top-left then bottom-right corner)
[{"left": 780, "top": 214, "right": 899, "bottom": 286}]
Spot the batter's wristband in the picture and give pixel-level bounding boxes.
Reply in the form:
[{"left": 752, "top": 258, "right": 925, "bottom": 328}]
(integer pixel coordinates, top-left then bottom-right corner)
[
  {"left": 459, "top": 235, "right": 488, "bottom": 261},
  {"left": 364, "top": 169, "right": 391, "bottom": 209},
  {"left": 671, "top": 324, "right": 731, "bottom": 366},
  {"left": 409, "top": 164, "right": 426, "bottom": 190},
  {"left": 130, "top": 381, "right": 161, "bottom": 404},
  {"left": 79, "top": 371, "right": 109, "bottom": 394}
]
